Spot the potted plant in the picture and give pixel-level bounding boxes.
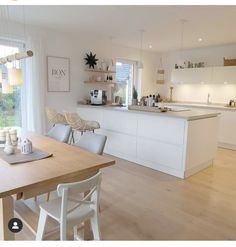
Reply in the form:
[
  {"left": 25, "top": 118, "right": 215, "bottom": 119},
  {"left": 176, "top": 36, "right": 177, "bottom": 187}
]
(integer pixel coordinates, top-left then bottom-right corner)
[{"left": 132, "top": 86, "right": 138, "bottom": 105}]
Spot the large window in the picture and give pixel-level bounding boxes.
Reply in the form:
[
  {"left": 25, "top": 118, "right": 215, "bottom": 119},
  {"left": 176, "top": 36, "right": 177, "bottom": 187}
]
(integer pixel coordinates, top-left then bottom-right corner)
[
  {"left": 115, "top": 59, "right": 136, "bottom": 106},
  {"left": 0, "top": 41, "right": 23, "bottom": 127}
]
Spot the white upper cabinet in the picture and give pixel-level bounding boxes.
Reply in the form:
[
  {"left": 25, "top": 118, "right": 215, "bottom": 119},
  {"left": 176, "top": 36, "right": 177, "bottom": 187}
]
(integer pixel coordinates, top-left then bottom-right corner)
[
  {"left": 171, "top": 67, "right": 213, "bottom": 84},
  {"left": 171, "top": 66, "right": 236, "bottom": 84},
  {"left": 212, "top": 66, "right": 236, "bottom": 84}
]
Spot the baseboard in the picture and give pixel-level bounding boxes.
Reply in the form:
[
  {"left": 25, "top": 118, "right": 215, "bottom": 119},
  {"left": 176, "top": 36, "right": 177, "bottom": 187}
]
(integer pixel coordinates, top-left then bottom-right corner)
[
  {"left": 184, "top": 160, "right": 213, "bottom": 178},
  {"left": 218, "top": 142, "right": 236, "bottom": 151}
]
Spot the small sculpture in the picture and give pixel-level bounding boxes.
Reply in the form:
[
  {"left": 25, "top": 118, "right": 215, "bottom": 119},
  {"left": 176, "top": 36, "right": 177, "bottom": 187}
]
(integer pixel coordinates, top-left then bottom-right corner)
[
  {"left": 84, "top": 52, "right": 98, "bottom": 69},
  {"left": 21, "top": 138, "right": 33, "bottom": 154},
  {"left": 4, "top": 133, "right": 15, "bottom": 155}
]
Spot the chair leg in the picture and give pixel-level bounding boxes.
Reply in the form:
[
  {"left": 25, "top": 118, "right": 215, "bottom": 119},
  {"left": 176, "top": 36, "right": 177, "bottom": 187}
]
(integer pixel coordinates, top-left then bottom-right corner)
[
  {"left": 46, "top": 192, "right": 50, "bottom": 202},
  {"left": 36, "top": 209, "right": 48, "bottom": 240},
  {"left": 72, "top": 130, "right": 75, "bottom": 143},
  {"left": 60, "top": 222, "right": 67, "bottom": 240},
  {"left": 90, "top": 214, "right": 101, "bottom": 240},
  {"left": 34, "top": 196, "right": 37, "bottom": 202}
]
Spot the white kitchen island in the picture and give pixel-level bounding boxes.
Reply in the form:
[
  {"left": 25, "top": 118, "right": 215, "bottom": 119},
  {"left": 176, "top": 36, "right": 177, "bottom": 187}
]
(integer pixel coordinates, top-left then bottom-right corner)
[{"left": 77, "top": 105, "right": 220, "bottom": 179}]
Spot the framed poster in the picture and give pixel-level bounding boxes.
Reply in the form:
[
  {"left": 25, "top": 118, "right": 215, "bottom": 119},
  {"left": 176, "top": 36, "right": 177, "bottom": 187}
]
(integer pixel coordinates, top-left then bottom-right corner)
[{"left": 47, "top": 56, "right": 70, "bottom": 92}]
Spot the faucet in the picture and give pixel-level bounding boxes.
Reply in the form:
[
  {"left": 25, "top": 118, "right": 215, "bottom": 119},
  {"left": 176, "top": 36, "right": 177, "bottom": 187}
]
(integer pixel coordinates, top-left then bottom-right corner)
[{"left": 207, "top": 93, "right": 211, "bottom": 104}]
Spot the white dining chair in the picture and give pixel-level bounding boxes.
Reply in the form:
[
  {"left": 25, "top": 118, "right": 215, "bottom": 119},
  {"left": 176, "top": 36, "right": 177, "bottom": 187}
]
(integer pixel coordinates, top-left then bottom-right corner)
[
  {"left": 35, "top": 124, "right": 72, "bottom": 202},
  {"left": 74, "top": 132, "right": 107, "bottom": 155},
  {"left": 36, "top": 172, "right": 102, "bottom": 241},
  {"left": 47, "top": 124, "right": 72, "bottom": 143}
]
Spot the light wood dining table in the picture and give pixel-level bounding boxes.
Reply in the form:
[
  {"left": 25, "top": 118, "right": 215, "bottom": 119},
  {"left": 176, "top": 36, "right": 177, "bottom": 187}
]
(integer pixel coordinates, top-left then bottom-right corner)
[{"left": 0, "top": 131, "right": 115, "bottom": 240}]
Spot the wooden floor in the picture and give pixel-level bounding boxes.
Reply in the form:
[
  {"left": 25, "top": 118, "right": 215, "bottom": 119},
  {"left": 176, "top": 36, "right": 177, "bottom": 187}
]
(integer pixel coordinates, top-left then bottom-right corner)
[{"left": 15, "top": 147, "right": 236, "bottom": 240}]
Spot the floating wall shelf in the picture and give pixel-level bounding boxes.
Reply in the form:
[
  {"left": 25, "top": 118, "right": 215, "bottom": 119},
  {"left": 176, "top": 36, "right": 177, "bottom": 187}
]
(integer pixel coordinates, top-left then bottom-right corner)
[{"left": 84, "top": 68, "right": 116, "bottom": 74}]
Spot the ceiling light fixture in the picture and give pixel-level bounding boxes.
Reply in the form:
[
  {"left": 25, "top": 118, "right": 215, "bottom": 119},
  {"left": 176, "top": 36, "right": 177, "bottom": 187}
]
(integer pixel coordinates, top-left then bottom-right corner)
[
  {"left": 198, "top": 38, "right": 203, "bottom": 42},
  {"left": 148, "top": 44, "right": 152, "bottom": 49}
]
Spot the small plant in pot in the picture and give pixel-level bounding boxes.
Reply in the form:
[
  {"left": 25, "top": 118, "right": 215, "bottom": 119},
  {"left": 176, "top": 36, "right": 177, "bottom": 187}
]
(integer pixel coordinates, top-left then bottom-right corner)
[{"left": 132, "top": 86, "right": 138, "bottom": 105}]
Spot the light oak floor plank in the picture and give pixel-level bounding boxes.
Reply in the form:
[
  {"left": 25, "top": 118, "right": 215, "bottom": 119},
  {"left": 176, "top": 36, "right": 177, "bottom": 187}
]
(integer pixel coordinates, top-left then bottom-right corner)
[{"left": 15, "top": 147, "right": 236, "bottom": 240}]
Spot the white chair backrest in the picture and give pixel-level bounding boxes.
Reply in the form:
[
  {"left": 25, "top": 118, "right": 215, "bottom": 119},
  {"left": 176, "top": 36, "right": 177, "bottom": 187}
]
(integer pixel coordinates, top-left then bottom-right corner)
[
  {"left": 47, "top": 124, "right": 72, "bottom": 143},
  {"left": 74, "top": 132, "right": 107, "bottom": 155},
  {"left": 57, "top": 172, "right": 102, "bottom": 224}
]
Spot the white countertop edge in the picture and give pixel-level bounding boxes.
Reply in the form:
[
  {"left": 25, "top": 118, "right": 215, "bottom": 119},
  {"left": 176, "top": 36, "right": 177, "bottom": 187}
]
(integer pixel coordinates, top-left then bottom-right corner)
[
  {"left": 164, "top": 102, "right": 236, "bottom": 111},
  {"left": 77, "top": 104, "right": 220, "bottom": 121}
]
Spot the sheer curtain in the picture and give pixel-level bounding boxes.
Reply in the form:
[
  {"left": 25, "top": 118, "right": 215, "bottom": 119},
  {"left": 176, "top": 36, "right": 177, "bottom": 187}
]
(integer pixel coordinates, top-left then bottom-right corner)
[{"left": 21, "top": 33, "right": 46, "bottom": 134}]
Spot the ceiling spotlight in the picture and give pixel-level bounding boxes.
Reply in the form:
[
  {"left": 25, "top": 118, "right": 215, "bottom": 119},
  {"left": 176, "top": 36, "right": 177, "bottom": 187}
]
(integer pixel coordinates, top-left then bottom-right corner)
[
  {"left": 223, "top": 81, "right": 228, "bottom": 85},
  {"left": 148, "top": 44, "right": 152, "bottom": 49},
  {"left": 198, "top": 38, "right": 203, "bottom": 42}
]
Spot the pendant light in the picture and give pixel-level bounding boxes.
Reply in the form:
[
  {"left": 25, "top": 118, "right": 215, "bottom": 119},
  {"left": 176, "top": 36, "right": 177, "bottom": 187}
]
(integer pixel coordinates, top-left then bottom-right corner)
[
  {"left": 8, "top": 67, "right": 23, "bottom": 86},
  {"left": 7, "top": 5, "right": 24, "bottom": 86},
  {"left": 178, "top": 19, "right": 187, "bottom": 68},
  {"left": 137, "top": 29, "right": 145, "bottom": 69}
]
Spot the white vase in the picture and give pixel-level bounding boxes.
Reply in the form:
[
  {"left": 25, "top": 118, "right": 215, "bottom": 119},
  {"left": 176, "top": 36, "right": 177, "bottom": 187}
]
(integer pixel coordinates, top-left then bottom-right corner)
[{"left": 4, "top": 133, "right": 15, "bottom": 155}]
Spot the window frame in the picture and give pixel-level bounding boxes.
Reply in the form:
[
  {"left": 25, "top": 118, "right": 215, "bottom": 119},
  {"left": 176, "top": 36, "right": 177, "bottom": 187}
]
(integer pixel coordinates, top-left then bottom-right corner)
[{"left": 115, "top": 58, "right": 139, "bottom": 105}]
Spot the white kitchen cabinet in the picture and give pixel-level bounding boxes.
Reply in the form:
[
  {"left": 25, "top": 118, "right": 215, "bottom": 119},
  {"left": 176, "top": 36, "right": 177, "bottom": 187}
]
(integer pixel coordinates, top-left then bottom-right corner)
[
  {"left": 168, "top": 103, "right": 236, "bottom": 149},
  {"left": 77, "top": 105, "right": 219, "bottom": 179},
  {"left": 100, "top": 129, "right": 137, "bottom": 160},
  {"left": 171, "top": 66, "right": 236, "bottom": 84},
  {"left": 102, "top": 110, "right": 137, "bottom": 135},
  {"left": 137, "top": 114, "right": 185, "bottom": 145},
  {"left": 171, "top": 67, "right": 212, "bottom": 84},
  {"left": 217, "top": 111, "right": 236, "bottom": 148},
  {"left": 137, "top": 137, "right": 183, "bottom": 170},
  {"left": 212, "top": 66, "right": 236, "bottom": 84}
]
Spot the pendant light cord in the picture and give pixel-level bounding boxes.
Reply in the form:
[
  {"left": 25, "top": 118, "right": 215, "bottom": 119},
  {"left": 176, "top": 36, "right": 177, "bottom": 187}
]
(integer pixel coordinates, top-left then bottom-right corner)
[
  {"left": 180, "top": 19, "right": 187, "bottom": 60},
  {"left": 22, "top": 5, "right": 26, "bottom": 50}
]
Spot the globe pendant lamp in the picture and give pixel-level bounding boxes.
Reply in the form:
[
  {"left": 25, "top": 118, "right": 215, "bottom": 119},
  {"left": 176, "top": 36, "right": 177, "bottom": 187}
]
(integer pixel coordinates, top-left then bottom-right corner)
[
  {"left": 8, "top": 68, "right": 23, "bottom": 86},
  {"left": 2, "top": 82, "right": 13, "bottom": 94}
]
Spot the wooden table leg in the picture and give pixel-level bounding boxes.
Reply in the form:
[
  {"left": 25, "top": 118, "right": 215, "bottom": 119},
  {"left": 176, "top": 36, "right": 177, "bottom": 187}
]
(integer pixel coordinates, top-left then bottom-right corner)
[{"left": 0, "top": 196, "right": 14, "bottom": 240}]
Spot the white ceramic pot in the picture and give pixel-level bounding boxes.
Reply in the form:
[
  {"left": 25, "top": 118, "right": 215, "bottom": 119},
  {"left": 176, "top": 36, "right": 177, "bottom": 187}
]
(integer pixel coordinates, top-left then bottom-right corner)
[{"left": 4, "top": 145, "right": 15, "bottom": 155}]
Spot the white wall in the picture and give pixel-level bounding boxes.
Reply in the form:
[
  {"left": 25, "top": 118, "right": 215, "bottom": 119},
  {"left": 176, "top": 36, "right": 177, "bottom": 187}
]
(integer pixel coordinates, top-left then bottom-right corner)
[
  {"left": 158, "top": 44, "right": 236, "bottom": 104},
  {"left": 44, "top": 31, "right": 160, "bottom": 112},
  {"left": 0, "top": 20, "right": 160, "bottom": 114}
]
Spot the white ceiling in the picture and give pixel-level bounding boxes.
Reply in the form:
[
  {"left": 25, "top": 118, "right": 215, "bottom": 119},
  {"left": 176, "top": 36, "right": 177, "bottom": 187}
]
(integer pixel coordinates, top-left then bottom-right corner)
[{"left": 2, "top": 5, "right": 236, "bottom": 52}]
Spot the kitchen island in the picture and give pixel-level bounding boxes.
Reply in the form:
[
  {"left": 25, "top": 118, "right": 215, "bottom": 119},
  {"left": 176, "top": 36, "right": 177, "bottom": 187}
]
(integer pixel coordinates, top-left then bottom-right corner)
[{"left": 77, "top": 104, "right": 220, "bottom": 179}]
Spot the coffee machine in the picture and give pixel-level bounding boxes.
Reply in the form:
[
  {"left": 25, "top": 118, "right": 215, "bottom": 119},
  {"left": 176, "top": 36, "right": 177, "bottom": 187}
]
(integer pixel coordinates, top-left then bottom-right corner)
[{"left": 90, "top": 90, "right": 107, "bottom": 105}]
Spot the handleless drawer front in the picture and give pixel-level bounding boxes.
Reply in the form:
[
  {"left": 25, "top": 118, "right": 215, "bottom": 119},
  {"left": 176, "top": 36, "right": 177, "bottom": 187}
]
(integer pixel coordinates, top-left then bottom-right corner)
[
  {"left": 102, "top": 110, "right": 137, "bottom": 135},
  {"left": 100, "top": 129, "right": 137, "bottom": 159},
  {"left": 137, "top": 137, "right": 183, "bottom": 170},
  {"left": 137, "top": 114, "right": 186, "bottom": 145}
]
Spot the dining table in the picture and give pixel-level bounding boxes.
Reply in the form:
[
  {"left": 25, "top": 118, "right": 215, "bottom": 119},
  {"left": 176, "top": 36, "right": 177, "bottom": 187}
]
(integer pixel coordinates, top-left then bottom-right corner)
[{"left": 0, "top": 131, "right": 115, "bottom": 240}]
